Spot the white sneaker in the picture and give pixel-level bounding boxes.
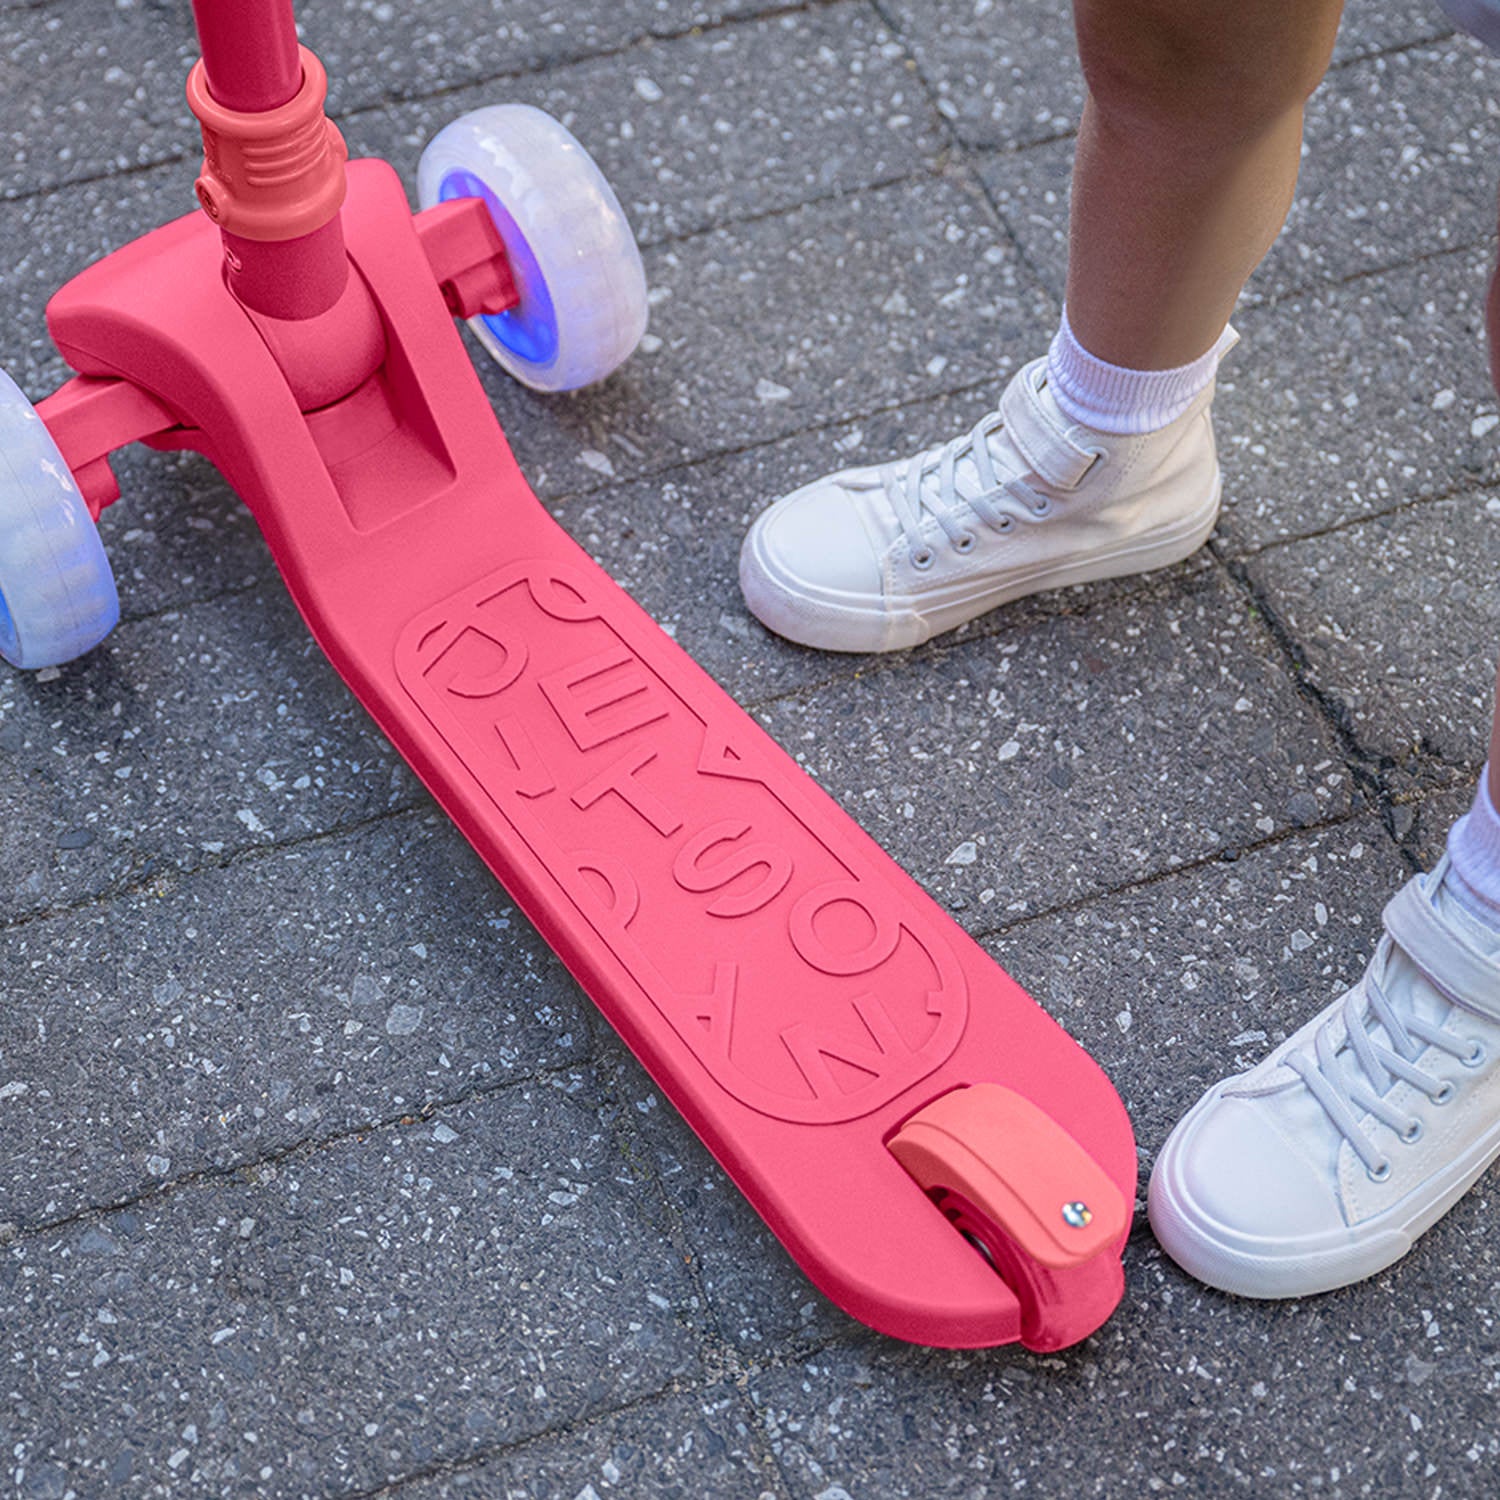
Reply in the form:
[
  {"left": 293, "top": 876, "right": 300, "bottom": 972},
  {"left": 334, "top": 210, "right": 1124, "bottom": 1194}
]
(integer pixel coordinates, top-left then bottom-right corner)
[
  {"left": 738, "top": 353, "right": 1228, "bottom": 653},
  {"left": 1149, "top": 857, "right": 1500, "bottom": 1299}
]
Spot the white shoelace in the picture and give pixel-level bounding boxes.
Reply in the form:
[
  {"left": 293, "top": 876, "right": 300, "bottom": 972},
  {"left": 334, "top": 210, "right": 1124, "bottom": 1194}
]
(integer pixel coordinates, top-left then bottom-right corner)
[
  {"left": 883, "top": 413, "right": 1052, "bottom": 569},
  {"left": 1284, "top": 935, "right": 1483, "bottom": 1179}
]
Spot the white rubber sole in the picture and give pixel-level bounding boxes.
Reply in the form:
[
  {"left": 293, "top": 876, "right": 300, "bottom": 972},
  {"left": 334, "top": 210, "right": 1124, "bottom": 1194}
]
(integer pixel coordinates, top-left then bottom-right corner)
[
  {"left": 1148, "top": 1077, "right": 1500, "bottom": 1299},
  {"left": 740, "top": 476, "right": 1222, "bottom": 654}
]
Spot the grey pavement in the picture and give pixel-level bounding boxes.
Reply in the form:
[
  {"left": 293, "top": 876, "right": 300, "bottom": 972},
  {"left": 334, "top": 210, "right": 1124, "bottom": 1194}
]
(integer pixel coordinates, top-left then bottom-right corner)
[{"left": 2, "top": 1, "right": 1499, "bottom": 1497}]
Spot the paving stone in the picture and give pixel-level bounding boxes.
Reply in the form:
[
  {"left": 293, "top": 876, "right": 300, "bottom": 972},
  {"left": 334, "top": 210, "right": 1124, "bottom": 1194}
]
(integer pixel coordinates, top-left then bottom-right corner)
[
  {"left": 0, "top": 1079, "right": 702, "bottom": 1498},
  {"left": 883, "top": 0, "right": 1453, "bottom": 157},
  {"left": 750, "top": 568, "right": 1356, "bottom": 923},
  {"left": 0, "top": 0, "right": 814, "bottom": 199},
  {"left": 977, "top": 41, "right": 1500, "bottom": 312},
  {"left": 558, "top": 381, "right": 1213, "bottom": 708},
  {"left": 344, "top": 2, "right": 948, "bottom": 248},
  {"left": 1215, "top": 248, "right": 1497, "bottom": 552},
  {"left": 587, "top": 809, "right": 1392, "bottom": 1362},
  {"left": 306, "top": 0, "right": 808, "bottom": 118},
  {"left": 1401, "top": 777, "right": 1480, "bottom": 865},
  {"left": 391, "top": 1384, "right": 778, "bottom": 1499},
  {"left": 1244, "top": 492, "right": 1500, "bottom": 769},
  {"left": 1261, "top": 40, "right": 1500, "bottom": 303},
  {"left": 0, "top": 810, "right": 590, "bottom": 1230},
  {"left": 0, "top": 157, "right": 201, "bottom": 398},
  {"left": 474, "top": 173, "right": 1053, "bottom": 503},
  {"left": 0, "top": 2, "right": 202, "bottom": 200},
  {"left": 988, "top": 814, "right": 1406, "bottom": 1167},
  {"left": 0, "top": 582, "right": 417, "bottom": 921},
  {"left": 751, "top": 1247, "right": 1500, "bottom": 1497},
  {"left": 880, "top": 0, "right": 1082, "bottom": 152}
]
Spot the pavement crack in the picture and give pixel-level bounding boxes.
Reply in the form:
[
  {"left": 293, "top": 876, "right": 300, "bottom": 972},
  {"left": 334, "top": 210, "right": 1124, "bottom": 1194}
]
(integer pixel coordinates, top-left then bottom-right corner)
[
  {"left": 3, "top": 1057, "right": 594, "bottom": 1247},
  {"left": 0, "top": 801, "right": 428, "bottom": 938}
]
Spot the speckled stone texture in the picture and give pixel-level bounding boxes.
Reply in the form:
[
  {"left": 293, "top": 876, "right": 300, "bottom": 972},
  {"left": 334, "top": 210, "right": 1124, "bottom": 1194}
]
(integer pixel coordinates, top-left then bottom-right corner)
[{"left": 3, "top": 0, "right": 1499, "bottom": 1496}]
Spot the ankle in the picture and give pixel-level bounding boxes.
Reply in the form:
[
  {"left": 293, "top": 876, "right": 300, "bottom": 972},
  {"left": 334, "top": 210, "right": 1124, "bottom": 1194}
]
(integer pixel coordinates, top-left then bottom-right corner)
[
  {"left": 1045, "top": 308, "right": 1237, "bottom": 437},
  {"left": 1447, "top": 767, "right": 1500, "bottom": 926}
]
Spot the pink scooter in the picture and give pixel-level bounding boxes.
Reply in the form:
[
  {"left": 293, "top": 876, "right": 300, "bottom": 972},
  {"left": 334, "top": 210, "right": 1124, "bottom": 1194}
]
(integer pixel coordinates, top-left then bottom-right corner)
[{"left": 0, "top": 0, "right": 1134, "bottom": 1350}]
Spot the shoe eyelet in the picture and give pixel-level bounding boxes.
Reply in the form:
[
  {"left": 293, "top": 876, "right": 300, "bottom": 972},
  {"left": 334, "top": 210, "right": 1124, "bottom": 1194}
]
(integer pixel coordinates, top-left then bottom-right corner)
[
  {"left": 996, "top": 515, "right": 1016, "bottom": 532},
  {"left": 1401, "top": 1120, "right": 1424, "bottom": 1145},
  {"left": 911, "top": 548, "right": 935, "bottom": 571},
  {"left": 1464, "top": 1040, "right": 1487, "bottom": 1068},
  {"left": 1030, "top": 496, "right": 1054, "bottom": 518},
  {"left": 1433, "top": 1081, "right": 1457, "bottom": 1106},
  {"left": 954, "top": 534, "right": 976, "bottom": 554},
  {"left": 1367, "top": 1160, "right": 1393, "bottom": 1183}
]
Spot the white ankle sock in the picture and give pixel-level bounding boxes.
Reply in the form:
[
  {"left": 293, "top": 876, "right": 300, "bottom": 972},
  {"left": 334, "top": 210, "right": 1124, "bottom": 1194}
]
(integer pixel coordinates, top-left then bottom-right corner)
[
  {"left": 1045, "top": 308, "right": 1238, "bottom": 436},
  {"left": 1448, "top": 768, "right": 1500, "bottom": 928}
]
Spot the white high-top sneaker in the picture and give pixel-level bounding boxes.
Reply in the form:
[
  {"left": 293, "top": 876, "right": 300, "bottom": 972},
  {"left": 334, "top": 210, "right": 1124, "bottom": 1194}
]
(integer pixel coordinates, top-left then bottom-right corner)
[
  {"left": 739, "top": 353, "right": 1228, "bottom": 653},
  {"left": 1149, "top": 857, "right": 1500, "bottom": 1299}
]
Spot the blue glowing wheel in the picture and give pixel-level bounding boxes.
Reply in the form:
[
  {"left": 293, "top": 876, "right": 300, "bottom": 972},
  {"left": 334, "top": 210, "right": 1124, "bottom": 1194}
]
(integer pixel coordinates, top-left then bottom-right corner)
[
  {"left": 0, "top": 368, "right": 119, "bottom": 670},
  {"left": 417, "top": 105, "right": 649, "bottom": 393}
]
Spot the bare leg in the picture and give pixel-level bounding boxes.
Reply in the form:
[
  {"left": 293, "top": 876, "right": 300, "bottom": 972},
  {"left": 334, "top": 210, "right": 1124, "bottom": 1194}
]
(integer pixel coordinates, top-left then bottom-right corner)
[{"left": 1067, "top": 0, "right": 1345, "bottom": 368}]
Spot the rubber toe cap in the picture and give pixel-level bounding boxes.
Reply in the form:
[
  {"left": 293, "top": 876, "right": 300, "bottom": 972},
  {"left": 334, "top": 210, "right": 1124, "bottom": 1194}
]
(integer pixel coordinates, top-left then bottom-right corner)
[{"left": 740, "top": 480, "right": 897, "bottom": 651}]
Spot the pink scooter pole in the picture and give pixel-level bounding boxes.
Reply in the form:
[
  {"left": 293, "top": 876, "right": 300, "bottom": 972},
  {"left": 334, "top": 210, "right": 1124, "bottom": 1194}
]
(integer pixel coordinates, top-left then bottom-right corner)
[{"left": 187, "top": 0, "right": 350, "bottom": 319}]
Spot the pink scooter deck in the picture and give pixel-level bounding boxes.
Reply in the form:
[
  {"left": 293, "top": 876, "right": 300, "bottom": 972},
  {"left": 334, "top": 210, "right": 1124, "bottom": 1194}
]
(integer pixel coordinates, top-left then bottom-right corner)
[{"left": 44, "top": 157, "right": 1135, "bottom": 1351}]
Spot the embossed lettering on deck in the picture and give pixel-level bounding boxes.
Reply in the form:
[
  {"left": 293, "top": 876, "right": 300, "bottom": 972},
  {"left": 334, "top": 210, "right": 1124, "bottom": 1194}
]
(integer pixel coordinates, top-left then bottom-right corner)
[
  {"left": 540, "top": 644, "right": 667, "bottom": 750},
  {"left": 672, "top": 819, "right": 793, "bottom": 918}
]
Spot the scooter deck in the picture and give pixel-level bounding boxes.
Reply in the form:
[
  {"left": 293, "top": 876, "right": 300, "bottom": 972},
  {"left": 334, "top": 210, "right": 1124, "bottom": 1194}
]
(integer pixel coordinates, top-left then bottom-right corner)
[{"left": 45, "top": 158, "right": 1136, "bottom": 1350}]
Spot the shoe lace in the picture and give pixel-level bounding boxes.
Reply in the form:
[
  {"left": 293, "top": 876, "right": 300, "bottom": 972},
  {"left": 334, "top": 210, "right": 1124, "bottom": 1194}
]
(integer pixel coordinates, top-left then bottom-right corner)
[
  {"left": 884, "top": 412, "right": 1051, "bottom": 567},
  {"left": 1285, "top": 934, "right": 1477, "bottom": 1179}
]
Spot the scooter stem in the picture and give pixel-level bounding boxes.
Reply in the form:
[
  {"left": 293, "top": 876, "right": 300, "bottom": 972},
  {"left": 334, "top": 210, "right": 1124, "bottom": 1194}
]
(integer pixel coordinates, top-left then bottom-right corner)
[
  {"left": 187, "top": 0, "right": 351, "bottom": 321},
  {"left": 191, "top": 0, "right": 301, "bottom": 111}
]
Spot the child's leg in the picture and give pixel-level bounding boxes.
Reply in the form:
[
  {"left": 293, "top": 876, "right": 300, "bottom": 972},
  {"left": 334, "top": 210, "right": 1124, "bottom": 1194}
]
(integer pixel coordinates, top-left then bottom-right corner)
[
  {"left": 1150, "top": 254, "right": 1500, "bottom": 1297},
  {"left": 739, "top": 0, "right": 1343, "bottom": 654},
  {"left": 1068, "top": 0, "right": 1344, "bottom": 367}
]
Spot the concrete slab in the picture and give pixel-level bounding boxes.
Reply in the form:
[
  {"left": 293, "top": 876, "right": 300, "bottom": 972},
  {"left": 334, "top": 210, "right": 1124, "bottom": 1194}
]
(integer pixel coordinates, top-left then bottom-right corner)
[
  {"left": 0, "top": 811, "right": 590, "bottom": 1230},
  {"left": 1216, "top": 248, "right": 1497, "bottom": 552},
  {"left": 749, "top": 568, "right": 1357, "bottom": 923},
  {"left": 1243, "top": 491, "right": 1500, "bottom": 770},
  {"left": 976, "top": 39, "right": 1500, "bottom": 312},
  {"left": 343, "top": 2, "right": 949, "bottom": 248},
  {"left": 473, "top": 172, "right": 1053, "bottom": 503},
  {"left": 390, "top": 1385, "right": 779, "bottom": 1499},
  {"left": 0, "top": 583, "right": 417, "bottom": 921},
  {"left": 0, "top": 1079, "right": 702, "bottom": 1498}
]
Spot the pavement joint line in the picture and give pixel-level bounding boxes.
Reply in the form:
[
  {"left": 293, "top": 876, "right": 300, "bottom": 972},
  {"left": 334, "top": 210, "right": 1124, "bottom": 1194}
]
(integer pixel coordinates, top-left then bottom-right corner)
[
  {"left": 1219, "top": 471, "right": 1500, "bottom": 565},
  {"left": 111, "top": 572, "right": 275, "bottom": 632},
  {"left": 863, "top": 0, "right": 1063, "bottom": 308},
  {"left": 965, "top": 802, "right": 1381, "bottom": 950},
  {"left": 731, "top": 556, "right": 1233, "bottom": 719},
  {"left": 1245, "top": 232, "right": 1498, "bottom": 315},
  {"left": 341, "top": 1372, "right": 796, "bottom": 1500},
  {"left": 1210, "top": 544, "right": 1477, "bottom": 868},
  {"left": 0, "top": 1056, "right": 598, "bottom": 1248},
  {"left": 0, "top": 0, "right": 851, "bottom": 208},
  {"left": 0, "top": 799, "right": 429, "bottom": 938}
]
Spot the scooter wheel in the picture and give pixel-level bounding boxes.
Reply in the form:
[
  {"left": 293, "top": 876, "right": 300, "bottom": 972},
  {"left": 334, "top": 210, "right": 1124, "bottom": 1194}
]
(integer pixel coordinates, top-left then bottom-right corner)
[
  {"left": 0, "top": 367, "right": 120, "bottom": 670},
  {"left": 417, "top": 104, "right": 648, "bottom": 393}
]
